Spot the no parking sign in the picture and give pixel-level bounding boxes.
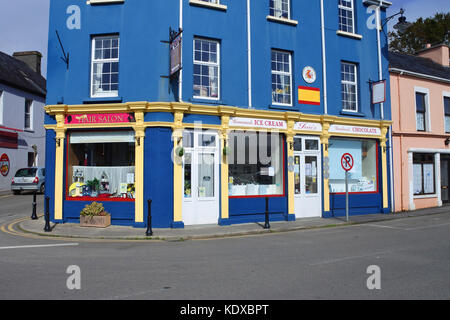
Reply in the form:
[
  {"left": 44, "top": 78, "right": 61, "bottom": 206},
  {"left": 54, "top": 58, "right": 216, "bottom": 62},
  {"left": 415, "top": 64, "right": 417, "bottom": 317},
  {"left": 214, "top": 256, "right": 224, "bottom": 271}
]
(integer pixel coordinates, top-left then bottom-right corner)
[{"left": 341, "top": 153, "right": 354, "bottom": 172}]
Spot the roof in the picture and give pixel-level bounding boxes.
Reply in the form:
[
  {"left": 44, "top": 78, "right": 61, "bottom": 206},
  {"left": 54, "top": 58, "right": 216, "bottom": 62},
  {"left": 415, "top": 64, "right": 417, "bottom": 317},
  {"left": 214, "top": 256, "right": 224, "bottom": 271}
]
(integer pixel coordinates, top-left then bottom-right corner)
[
  {"left": 389, "top": 51, "right": 450, "bottom": 82},
  {"left": 0, "top": 51, "right": 46, "bottom": 98}
]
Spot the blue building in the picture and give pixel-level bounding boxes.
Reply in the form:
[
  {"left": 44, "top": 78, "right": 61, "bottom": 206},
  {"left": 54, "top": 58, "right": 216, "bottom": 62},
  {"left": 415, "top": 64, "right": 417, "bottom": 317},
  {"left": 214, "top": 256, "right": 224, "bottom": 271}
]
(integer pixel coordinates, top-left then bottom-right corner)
[{"left": 45, "top": 0, "right": 393, "bottom": 228}]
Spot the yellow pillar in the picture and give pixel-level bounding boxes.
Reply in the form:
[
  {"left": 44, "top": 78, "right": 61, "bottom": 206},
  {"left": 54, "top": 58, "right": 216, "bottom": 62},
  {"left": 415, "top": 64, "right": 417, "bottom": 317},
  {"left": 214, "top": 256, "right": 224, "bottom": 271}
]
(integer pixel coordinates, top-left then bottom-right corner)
[
  {"left": 219, "top": 115, "right": 232, "bottom": 224},
  {"left": 321, "top": 122, "right": 331, "bottom": 214},
  {"left": 286, "top": 133, "right": 295, "bottom": 216},
  {"left": 172, "top": 111, "right": 184, "bottom": 226},
  {"left": 134, "top": 111, "right": 145, "bottom": 223},
  {"left": 54, "top": 114, "right": 65, "bottom": 221},
  {"left": 380, "top": 127, "right": 389, "bottom": 211}
]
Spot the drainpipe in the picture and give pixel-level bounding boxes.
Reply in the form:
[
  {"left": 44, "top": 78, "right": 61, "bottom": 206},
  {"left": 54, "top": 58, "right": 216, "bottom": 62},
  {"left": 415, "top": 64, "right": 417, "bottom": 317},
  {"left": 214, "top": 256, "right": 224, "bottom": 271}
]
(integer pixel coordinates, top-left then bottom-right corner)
[
  {"left": 320, "top": 0, "right": 328, "bottom": 114},
  {"left": 247, "top": 0, "right": 252, "bottom": 108},
  {"left": 179, "top": 0, "right": 184, "bottom": 102}
]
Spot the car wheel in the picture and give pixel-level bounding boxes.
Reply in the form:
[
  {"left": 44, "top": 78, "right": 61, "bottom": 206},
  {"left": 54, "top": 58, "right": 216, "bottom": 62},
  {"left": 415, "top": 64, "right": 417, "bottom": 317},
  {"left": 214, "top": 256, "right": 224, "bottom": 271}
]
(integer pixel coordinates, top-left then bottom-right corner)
[
  {"left": 13, "top": 190, "right": 21, "bottom": 195},
  {"left": 40, "top": 184, "right": 45, "bottom": 194}
]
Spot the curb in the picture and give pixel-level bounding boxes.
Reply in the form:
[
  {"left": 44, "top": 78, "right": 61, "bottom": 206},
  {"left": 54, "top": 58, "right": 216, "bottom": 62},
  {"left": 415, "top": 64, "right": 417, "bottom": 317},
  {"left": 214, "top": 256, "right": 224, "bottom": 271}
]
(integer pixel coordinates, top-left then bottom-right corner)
[{"left": 11, "top": 209, "right": 449, "bottom": 242}]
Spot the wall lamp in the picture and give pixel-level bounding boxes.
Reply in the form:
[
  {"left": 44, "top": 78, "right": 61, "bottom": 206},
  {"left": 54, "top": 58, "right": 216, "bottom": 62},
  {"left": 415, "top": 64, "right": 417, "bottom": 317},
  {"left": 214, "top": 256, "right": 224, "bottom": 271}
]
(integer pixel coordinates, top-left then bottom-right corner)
[{"left": 445, "top": 138, "right": 450, "bottom": 146}]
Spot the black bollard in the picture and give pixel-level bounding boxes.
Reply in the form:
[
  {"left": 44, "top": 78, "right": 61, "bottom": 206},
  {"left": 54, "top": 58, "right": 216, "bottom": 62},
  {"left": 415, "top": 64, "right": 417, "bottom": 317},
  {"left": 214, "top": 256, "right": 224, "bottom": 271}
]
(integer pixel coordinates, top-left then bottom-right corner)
[
  {"left": 264, "top": 197, "right": 271, "bottom": 229},
  {"left": 146, "top": 199, "right": 153, "bottom": 236},
  {"left": 44, "top": 196, "right": 51, "bottom": 232},
  {"left": 31, "top": 191, "right": 38, "bottom": 220}
]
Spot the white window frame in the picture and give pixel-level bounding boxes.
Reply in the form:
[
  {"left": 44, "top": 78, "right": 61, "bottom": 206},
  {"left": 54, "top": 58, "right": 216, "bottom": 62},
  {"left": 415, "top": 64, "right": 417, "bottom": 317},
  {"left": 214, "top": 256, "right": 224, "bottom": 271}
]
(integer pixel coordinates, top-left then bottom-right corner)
[
  {"left": 338, "top": 0, "right": 355, "bottom": 34},
  {"left": 193, "top": 38, "right": 221, "bottom": 101},
  {"left": 271, "top": 49, "right": 293, "bottom": 107},
  {"left": 341, "top": 62, "right": 359, "bottom": 112},
  {"left": 269, "top": 0, "right": 291, "bottom": 20},
  {"left": 189, "top": 0, "right": 227, "bottom": 11},
  {"left": 87, "top": 0, "right": 124, "bottom": 4},
  {"left": 443, "top": 91, "right": 450, "bottom": 134},
  {"left": 414, "top": 86, "right": 431, "bottom": 132},
  {"left": 24, "top": 99, "right": 33, "bottom": 131},
  {"left": 90, "top": 35, "right": 120, "bottom": 98}
]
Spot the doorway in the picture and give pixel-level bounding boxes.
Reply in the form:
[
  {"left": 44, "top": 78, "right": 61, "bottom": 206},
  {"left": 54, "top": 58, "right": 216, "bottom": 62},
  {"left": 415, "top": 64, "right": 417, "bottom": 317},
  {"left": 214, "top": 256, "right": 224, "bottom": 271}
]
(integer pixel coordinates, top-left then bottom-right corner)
[
  {"left": 293, "top": 136, "right": 322, "bottom": 218},
  {"left": 441, "top": 155, "right": 450, "bottom": 204},
  {"left": 182, "top": 130, "right": 220, "bottom": 225}
]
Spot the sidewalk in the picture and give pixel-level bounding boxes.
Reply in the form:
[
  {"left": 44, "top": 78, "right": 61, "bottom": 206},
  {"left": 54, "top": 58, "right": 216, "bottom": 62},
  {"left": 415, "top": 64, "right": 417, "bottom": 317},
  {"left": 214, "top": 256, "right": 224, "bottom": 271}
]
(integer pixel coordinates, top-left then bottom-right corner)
[{"left": 17, "top": 205, "right": 450, "bottom": 241}]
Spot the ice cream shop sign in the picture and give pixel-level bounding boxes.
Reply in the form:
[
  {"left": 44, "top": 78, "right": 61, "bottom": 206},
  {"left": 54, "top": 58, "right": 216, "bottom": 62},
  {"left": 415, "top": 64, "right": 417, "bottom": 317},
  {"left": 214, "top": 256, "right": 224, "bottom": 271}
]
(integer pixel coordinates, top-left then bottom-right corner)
[{"left": 65, "top": 113, "right": 135, "bottom": 125}]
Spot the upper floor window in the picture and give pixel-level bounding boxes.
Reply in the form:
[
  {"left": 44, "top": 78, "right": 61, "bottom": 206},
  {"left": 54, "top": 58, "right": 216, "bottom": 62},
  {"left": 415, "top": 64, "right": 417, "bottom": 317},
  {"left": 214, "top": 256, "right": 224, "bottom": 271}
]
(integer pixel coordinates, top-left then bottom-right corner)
[
  {"left": 341, "top": 62, "right": 358, "bottom": 112},
  {"left": 416, "top": 92, "right": 427, "bottom": 132},
  {"left": 271, "top": 50, "right": 292, "bottom": 106},
  {"left": 338, "top": 0, "right": 355, "bottom": 33},
  {"left": 91, "top": 35, "right": 119, "bottom": 98},
  {"left": 270, "top": 0, "right": 290, "bottom": 19},
  {"left": 193, "top": 38, "right": 220, "bottom": 100},
  {"left": 444, "top": 96, "right": 450, "bottom": 133},
  {"left": 24, "top": 99, "right": 33, "bottom": 130}
]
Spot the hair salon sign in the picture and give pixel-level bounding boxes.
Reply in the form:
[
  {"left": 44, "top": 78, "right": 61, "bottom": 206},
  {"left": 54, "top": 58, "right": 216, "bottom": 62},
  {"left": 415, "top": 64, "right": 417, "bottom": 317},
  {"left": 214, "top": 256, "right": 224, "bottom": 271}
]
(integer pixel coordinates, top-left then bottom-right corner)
[{"left": 65, "top": 113, "right": 135, "bottom": 125}]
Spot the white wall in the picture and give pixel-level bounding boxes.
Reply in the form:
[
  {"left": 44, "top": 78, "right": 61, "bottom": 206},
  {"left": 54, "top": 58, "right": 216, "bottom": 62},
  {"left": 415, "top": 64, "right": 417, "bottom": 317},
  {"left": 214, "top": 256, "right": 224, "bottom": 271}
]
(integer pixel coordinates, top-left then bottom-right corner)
[{"left": 0, "top": 83, "right": 46, "bottom": 192}]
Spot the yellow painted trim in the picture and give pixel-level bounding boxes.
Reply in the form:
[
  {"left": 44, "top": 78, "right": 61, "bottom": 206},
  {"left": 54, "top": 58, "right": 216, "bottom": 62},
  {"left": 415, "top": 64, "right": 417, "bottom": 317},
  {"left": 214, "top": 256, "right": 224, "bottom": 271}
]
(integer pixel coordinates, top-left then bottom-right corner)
[
  {"left": 172, "top": 112, "right": 184, "bottom": 224},
  {"left": 54, "top": 114, "right": 65, "bottom": 221},
  {"left": 220, "top": 137, "right": 229, "bottom": 220},
  {"left": 286, "top": 135, "right": 295, "bottom": 216},
  {"left": 134, "top": 112, "right": 145, "bottom": 223},
  {"left": 321, "top": 124, "right": 331, "bottom": 213}
]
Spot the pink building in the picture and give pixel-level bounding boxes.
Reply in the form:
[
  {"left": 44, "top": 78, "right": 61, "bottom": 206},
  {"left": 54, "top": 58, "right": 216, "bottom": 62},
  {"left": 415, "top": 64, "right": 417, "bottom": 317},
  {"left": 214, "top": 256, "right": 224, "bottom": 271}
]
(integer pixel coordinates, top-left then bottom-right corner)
[{"left": 390, "top": 44, "right": 450, "bottom": 212}]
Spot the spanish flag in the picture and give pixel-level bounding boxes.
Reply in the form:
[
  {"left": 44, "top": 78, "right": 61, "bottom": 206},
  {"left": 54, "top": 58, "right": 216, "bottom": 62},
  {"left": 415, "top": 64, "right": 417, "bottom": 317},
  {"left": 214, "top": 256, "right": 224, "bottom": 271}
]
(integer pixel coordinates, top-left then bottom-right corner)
[{"left": 298, "top": 86, "right": 321, "bottom": 105}]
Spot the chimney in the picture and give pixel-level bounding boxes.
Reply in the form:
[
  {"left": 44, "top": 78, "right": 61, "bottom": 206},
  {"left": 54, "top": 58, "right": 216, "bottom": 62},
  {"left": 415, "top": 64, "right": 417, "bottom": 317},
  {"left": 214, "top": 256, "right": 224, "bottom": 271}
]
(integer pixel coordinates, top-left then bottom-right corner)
[
  {"left": 415, "top": 44, "right": 450, "bottom": 67},
  {"left": 12, "top": 51, "right": 43, "bottom": 75}
]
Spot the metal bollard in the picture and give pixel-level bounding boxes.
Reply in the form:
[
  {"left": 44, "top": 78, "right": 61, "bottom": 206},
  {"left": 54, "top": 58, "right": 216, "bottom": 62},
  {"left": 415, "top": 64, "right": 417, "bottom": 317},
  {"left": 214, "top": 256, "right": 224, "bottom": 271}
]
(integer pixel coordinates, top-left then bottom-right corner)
[
  {"left": 31, "top": 191, "right": 38, "bottom": 220},
  {"left": 264, "top": 197, "right": 271, "bottom": 229},
  {"left": 44, "top": 196, "right": 51, "bottom": 232},
  {"left": 146, "top": 199, "right": 153, "bottom": 236}
]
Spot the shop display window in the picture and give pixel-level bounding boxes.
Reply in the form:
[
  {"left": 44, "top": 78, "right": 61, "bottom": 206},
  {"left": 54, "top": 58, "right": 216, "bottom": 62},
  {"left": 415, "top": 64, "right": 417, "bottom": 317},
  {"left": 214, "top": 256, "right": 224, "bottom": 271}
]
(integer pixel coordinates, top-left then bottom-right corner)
[
  {"left": 328, "top": 138, "right": 378, "bottom": 193},
  {"left": 228, "top": 131, "right": 284, "bottom": 197},
  {"left": 67, "top": 131, "right": 135, "bottom": 201},
  {"left": 413, "top": 153, "right": 435, "bottom": 196}
]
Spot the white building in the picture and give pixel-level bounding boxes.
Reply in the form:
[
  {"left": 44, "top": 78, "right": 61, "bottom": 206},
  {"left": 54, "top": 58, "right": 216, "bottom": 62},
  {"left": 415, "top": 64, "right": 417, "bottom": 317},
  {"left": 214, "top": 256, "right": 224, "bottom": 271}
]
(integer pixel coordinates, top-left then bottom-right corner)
[{"left": 0, "top": 51, "right": 46, "bottom": 193}]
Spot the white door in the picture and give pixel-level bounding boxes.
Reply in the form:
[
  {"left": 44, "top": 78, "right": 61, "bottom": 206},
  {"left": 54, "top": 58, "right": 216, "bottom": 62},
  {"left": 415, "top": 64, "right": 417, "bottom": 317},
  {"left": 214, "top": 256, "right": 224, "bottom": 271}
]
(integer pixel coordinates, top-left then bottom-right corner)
[
  {"left": 294, "top": 137, "right": 322, "bottom": 218},
  {"left": 182, "top": 131, "right": 220, "bottom": 225}
]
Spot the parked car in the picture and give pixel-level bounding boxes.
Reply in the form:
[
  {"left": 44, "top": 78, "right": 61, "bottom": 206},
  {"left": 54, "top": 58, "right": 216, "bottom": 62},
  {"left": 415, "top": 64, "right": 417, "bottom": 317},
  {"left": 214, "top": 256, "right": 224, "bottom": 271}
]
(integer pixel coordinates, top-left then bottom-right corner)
[{"left": 11, "top": 167, "right": 46, "bottom": 195}]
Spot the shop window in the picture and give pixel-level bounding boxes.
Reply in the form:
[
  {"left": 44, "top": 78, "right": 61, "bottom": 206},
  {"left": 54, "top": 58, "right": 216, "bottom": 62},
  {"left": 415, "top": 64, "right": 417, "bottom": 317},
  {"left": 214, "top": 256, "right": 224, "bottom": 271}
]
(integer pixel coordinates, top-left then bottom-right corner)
[
  {"left": 413, "top": 153, "right": 435, "bottom": 196},
  {"left": 228, "top": 131, "right": 284, "bottom": 197},
  {"left": 328, "top": 138, "right": 378, "bottom": 193},
  {"left": 67, "top": 131, "right": 135, "bottom": 200},
  {"left": 24, "top": 99, "right": 33, "bottom": 130},
  {"left": 444, "top": 96, "right": 450, "bottom": 133}
]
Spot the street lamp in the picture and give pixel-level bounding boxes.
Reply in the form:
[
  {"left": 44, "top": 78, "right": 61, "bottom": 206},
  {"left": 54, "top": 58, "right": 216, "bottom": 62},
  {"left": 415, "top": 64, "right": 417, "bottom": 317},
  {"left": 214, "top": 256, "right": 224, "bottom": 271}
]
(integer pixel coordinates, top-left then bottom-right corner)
[{"left": 389, "top": 9, "right": 413, "bottom": 34}]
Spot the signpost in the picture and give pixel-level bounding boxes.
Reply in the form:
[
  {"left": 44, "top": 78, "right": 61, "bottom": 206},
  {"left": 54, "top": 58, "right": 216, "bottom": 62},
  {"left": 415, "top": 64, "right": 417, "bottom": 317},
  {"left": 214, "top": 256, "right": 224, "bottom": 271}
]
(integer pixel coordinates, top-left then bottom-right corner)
[{"left": 341, "top": 153, "right": 354, "bottom": 222}]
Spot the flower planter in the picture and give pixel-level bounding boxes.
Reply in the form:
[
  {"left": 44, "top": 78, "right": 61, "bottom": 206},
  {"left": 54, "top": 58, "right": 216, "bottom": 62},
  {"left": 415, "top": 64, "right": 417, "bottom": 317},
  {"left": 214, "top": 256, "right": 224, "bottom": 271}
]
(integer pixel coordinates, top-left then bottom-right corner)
[{"left": 80, "top": 214, "right": 111, "bottom": 228}]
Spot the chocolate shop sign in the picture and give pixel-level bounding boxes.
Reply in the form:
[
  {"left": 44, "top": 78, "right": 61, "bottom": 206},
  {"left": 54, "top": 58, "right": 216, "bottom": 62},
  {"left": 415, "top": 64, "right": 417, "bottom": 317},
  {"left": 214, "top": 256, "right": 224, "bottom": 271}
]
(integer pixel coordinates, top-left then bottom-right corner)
[{"left": 329, "top": 124, "right": 381, "bottom": 137}]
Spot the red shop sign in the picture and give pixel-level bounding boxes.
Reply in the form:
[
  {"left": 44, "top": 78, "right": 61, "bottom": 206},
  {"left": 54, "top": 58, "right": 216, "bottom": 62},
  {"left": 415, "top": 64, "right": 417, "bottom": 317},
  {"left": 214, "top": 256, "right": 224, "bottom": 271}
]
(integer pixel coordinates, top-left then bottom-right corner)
[
  {"left": 65, "top": 113, "right": 135, "bottom": 125},
  {"left": 0, "top": 153, "right": 10, "bottom": 177}
]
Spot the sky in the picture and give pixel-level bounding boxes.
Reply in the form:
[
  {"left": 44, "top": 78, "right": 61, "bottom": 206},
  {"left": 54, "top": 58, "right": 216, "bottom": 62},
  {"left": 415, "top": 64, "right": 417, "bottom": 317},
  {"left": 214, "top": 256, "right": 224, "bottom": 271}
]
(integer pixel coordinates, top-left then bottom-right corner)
[{"left": 0, "top": 0, "right": 448, "bottom": 78}]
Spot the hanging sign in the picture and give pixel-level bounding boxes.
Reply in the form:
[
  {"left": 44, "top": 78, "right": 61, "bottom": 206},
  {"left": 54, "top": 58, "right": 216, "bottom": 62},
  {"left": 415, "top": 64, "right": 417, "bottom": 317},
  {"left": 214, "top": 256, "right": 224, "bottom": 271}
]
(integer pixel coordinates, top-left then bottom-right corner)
[
  {"left": 65, "top": 113, "right": 135, "bottom": 125},
  {"left": 170, "top": 32, "right": 182, "bottom": 76},
  {"left": 302, "top": 66, "right": 317, "bottom": 84},
  {"left": 0, "top": 153, "right": 10, "bottom": 177},
  {"left": 371, "top": 80, "right": 386, "bottom": 104},
  {"left": 229, "top": 117, "right": 287, "bottom": 130}
]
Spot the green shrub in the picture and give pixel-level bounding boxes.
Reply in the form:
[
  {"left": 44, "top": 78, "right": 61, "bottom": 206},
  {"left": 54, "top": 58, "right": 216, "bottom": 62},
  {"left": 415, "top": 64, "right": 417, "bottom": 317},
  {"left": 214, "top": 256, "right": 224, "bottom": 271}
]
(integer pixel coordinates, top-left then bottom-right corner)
[{"left": 80, "top": 202, "right": 109, "bottom": 217}]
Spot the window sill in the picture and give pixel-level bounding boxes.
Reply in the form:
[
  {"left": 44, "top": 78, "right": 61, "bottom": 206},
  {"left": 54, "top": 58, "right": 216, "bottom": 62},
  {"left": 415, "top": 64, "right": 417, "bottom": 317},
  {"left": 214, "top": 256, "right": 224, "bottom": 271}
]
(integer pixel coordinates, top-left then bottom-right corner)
[
  {"left": 87, "top": 0, "right": 124, "bottom": 5},
  {"left": 414, "top": 194, "right": 437, "bottom": 199},
  {"left": 266, "top": 15, "right": 298, "bottom": 26},
  {"left": 340, "top": 110, "right": 366, "bottom": 117},
  {"left": 189, "top": 0, "right": 227, "bottom": 11},
  {"left": 336, "top": 30, "right": 363, "bottom": 40},
  {"left": 24, "top": 129, "right": 34, "bottom": 133},
  {"left": 189, "top": 97, "right": 225, "bottom": 105},
  {"left": 84, "top": 97, "right": 123, "bottom": 104},
  {"left": 269, "top": 104, "right": 297, "bottom": 111}
]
